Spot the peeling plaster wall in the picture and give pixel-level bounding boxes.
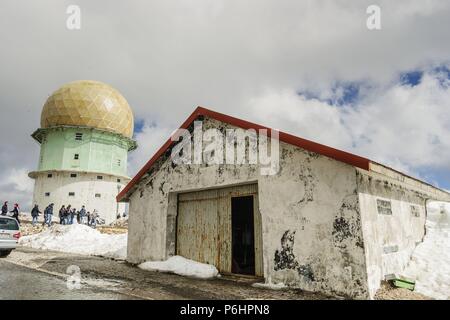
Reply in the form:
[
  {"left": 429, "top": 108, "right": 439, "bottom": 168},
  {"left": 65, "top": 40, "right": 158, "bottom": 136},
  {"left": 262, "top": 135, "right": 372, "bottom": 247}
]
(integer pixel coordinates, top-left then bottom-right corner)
[
  {"left": 357, "top": 169, "right": 434, "bottom": 299},
  {"left": 259, "top": 147, "right": 368, "bottom": 298},
  {"left": 126, "top": 117, "right": 370, "bottom": 298}
]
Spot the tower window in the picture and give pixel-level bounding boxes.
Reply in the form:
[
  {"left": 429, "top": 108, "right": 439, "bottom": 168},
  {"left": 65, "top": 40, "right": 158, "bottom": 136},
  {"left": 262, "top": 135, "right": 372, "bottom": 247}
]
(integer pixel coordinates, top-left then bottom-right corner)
[
  {"left": 377, "top": 199, "right": 392, "bottom": 215},
  {"left": 68, "top": 192, "right": 75, "bottom": 197},
  {"left": 70, "top": 173, "right": 77, "bottom": 178},
  {"left": 75, "top": 133, "right": 83, "bottom": 141},
  {"left": 45, "top": 192, "right": 50, "bottom": 197},
  {"left": 117, "top": 159, "right": 121, "bottom": 166},
  {"left": 74, "top": 154, "right": 79, "bottom": 160},
  {"left": 47, "top": 173, "right": 53, "bottom": 178},
  {"left": 95, "top": 193, "right": 101, "bottom": 198},
  {"left": 117, "top": 178, "right": 121, "bottom": 183},
  {"left": 97, "top": 175, "right": 103, "bottom": 180},
  {"left": 411, "top": 205, "right": 420, "bottom": 217}
]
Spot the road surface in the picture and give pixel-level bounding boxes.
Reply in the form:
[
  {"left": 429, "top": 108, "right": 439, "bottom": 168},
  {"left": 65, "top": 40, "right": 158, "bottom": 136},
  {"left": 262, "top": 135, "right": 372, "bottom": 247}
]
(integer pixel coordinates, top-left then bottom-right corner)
[
  {"left": 1, "top": 247, "right": 329, "bottom": 300},
  {"left": 0, "top": 259, "right": 137, "bottom": 300}
]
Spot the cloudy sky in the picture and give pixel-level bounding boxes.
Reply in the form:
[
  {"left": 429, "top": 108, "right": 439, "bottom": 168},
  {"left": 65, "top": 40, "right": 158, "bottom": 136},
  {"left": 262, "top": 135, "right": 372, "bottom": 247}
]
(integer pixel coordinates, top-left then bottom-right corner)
[{"left": 1, "top": 0, "right": 449, "bottom": 210}]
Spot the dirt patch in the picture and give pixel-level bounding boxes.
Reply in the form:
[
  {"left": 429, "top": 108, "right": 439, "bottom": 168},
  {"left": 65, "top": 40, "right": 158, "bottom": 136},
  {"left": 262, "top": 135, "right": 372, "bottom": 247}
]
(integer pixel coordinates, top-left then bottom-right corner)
[
  {"left": 108, "top": 217, "right": 128, "bottom": 228},
  {"left": 374, "top": 281, "right": 431, "bottom": 300},
  {"left": 20, "top": 221, "right": 48, "bottom": 236},
  {"left": 96, "top": 226, "right": 128, "bottom": 234}
]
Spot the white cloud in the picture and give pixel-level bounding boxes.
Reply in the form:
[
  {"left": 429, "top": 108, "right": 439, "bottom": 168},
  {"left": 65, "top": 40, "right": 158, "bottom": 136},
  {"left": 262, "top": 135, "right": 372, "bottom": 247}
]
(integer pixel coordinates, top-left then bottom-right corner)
[
  {"left": 1, "top": 0, "right": 450, "bottom": 208},
  {"left": 129, "top": 124, "right": 174, "bottom": 176},
  {"left": 3, "top": 168, "right": 34, "bottom": 193},
  {"left": 129, "top": 66, "right": 450, "bottom": 189},
  {"left": 245, "top": 90, "right": 354, "bottom": 150},
  {"left": 0, "top": 168, "right": 34, "bottom": 210},
  {"left": 245, "top": 67, "right": 450, "bottom": 183}
]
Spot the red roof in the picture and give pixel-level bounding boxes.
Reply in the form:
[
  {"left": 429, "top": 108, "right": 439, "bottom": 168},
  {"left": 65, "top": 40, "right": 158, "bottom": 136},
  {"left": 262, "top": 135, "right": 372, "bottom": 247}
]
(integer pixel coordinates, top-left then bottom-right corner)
[{"left": 117, "top": 106, "right": 370, "bottom": 201}]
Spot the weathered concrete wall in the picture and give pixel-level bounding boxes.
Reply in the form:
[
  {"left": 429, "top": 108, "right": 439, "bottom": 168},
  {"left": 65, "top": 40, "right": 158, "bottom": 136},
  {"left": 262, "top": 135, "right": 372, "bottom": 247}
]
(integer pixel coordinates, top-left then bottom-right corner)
[
  {"left": 369, "top": 163, "right": 450, "bottom": 202},
  {"left": 127, "top": 117, "right": 370, "bottom": 298},
  {"left": 258, "top": 147, "right": 368, "bottom": 298},
  {"left": 357, "top": 168, "right": 435, "bottom": 299}
]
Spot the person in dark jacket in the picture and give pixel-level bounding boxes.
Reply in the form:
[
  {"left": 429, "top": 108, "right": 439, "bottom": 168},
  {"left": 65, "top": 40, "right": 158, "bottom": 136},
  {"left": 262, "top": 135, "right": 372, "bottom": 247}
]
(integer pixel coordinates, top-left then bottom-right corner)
[
  {"left": 1, "top": 201, "right": 7, "bottom": 215},
  {"left": 79, "top": 206, "right": 86, "bottom": 224},
  {"left": 90, "top": 209, "right": 98, "bottom": 228},
  {"left": 64, "top": 205, "right": 71, "bottom": 225},
  {"left": 43, "top": 203, "right": 54, "bottom": 227},
  {"left": 59, "top": 205, "right": 66, "bottom": 225},
  {"left": 31, "top": 204, "right": 41, "bottom": 226},
  {"left": 10, "top": 203, "right": 20, "bottom": 224},
  {"left": 69, "top": 208, "right": 75, "bottom": 224},
  {"left": 43, "top": 205, "right": 47, "bottom": 226}
]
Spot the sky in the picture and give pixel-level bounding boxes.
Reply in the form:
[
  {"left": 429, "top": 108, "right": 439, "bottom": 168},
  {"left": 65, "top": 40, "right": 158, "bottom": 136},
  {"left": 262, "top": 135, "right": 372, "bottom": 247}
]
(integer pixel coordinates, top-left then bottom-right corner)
[{"left": 0, "top": 0, "right": 449, "bottom": 210}]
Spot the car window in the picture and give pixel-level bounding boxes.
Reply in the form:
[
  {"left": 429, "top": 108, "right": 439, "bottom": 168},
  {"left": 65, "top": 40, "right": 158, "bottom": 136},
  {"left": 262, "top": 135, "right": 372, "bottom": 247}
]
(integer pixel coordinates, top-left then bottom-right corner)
[{"left": 0, "top": 218, "right": 19, "bottom": 230}]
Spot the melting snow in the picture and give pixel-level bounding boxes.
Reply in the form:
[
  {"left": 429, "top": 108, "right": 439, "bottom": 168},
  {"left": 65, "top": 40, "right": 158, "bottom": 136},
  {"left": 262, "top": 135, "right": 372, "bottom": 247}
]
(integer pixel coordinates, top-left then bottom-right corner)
[
  {"left": 138, "top": 256, "right": 219, "bottom": 279},
  {"left": 402, "top": 201, "right": 450, "bottom": 299},
  {"left": 252, "top": 281, "right": 287, "bottom": 290},
  {"left": 19, "top": 224, "right": 127, "bottom": 260}
]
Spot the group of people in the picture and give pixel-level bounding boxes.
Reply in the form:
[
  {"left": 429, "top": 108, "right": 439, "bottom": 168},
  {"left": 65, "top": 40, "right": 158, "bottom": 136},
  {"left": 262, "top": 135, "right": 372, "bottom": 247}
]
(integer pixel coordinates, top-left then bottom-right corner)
[
  {"left": 1, "top": 201, "right": 20, "bottom": 224},
  {"left": 31, "top": 203, "right": 100, "bottom": 228}
]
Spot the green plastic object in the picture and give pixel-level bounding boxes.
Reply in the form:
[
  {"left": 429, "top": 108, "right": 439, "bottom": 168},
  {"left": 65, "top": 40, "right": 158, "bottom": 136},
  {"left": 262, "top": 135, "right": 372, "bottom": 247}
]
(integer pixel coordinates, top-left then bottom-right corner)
[{"left": 392, "top": 278, "right": 415, "bottom": 291}]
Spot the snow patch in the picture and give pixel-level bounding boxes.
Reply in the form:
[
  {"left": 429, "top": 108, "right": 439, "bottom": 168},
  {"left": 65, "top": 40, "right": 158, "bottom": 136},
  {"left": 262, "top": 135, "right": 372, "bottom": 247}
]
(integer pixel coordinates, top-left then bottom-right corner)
[
  {"left": 138, "top": 256, "right": 219, "bottom": 279},
  {"left": 19, "top": 224, "right": 127, "bottom": 260},
  {"left": 402, "top": 201, "right": 450, "bottom": 299},
  {"left": 252, "top": 281, "right": 287, "bottom": 290}
]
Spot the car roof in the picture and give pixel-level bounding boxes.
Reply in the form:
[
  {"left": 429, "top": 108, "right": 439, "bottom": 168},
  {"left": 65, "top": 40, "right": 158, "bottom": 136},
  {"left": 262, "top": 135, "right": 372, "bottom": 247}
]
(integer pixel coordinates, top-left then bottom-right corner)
[{"left": 0, "top": 216, "right": 17, "bottom": 221}]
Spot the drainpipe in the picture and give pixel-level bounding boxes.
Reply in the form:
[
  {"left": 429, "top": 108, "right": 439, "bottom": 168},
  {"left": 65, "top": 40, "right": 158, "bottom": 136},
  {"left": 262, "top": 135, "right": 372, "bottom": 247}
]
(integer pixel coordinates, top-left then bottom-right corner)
[
  {"left": 116, "top": 184, "right": 121, "bottom": 219},
  {"left": 420, "top": 198, "right": 431, "bottom": 243}
]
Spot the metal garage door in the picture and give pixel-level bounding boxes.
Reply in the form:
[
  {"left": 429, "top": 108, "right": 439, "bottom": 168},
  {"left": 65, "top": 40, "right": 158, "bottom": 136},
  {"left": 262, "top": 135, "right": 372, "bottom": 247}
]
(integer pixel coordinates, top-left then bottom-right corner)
[{"left": 176, "top": 183, "right": 263, "bottom": 277}]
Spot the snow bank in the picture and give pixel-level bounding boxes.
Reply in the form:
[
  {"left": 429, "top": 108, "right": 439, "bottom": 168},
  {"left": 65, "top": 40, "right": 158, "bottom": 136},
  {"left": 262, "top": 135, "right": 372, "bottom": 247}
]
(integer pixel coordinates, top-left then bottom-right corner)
[
  {"left": 19, "top": 224, "right": 127, "bottom": 260},
  {"left": 402, "top": 201, "right": 450, "bottom": 299},
  {"left": 138, "top": 256, "right": 219, "bottom": 279},
  {"left": 252, "top": 281, "right": 287, "bottom": 290}
]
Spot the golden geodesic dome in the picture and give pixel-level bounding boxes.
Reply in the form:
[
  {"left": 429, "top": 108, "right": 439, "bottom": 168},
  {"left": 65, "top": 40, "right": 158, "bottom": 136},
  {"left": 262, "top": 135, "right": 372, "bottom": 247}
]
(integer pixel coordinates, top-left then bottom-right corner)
[{"left": 41, "top": 80, "right": 134, "bottom": 138}]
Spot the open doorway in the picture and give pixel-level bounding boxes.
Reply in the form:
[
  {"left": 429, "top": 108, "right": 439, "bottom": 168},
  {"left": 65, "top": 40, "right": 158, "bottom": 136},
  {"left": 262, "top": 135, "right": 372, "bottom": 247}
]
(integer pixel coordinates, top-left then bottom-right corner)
[{"left": 231, "top": 195, "right": 255, "bottom": 275}]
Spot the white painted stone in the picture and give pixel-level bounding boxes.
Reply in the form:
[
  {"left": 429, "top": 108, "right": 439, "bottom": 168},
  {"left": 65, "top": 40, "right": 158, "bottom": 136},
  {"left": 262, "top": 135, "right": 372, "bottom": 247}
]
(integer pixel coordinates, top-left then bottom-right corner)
[
  {"left": 124, "top": 117, "right": 450, "bottom": 299},
  {"left": 32, "top": 170, "right": 128, "bottom": 224}
]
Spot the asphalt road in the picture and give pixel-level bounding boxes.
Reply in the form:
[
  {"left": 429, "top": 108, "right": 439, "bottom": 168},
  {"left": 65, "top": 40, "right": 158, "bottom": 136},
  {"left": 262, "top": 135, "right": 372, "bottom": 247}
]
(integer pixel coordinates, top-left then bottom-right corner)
[
  {"left": 2, "top": 247, "right": 331, "bottom": 300},
  {"left": 0, "top": 259, "right": 136, "bottom": 300}
]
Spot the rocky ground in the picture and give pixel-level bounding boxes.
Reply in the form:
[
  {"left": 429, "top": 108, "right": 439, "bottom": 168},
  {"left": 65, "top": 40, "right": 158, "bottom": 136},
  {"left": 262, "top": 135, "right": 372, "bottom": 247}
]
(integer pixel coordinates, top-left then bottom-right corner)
[
  {"left": 96, "top": 217, "right": 128, "bottom": 234},
  {"left": 374, "top": 282, "right": 430, "bottom": 300},
  {"left": 18, "top": 213, "right": 127, "bottom": 236}
]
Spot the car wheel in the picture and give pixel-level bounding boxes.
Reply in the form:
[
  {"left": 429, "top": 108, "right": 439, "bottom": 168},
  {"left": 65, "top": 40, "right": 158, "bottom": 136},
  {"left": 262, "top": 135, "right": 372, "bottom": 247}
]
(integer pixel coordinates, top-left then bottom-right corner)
[{"left": 0, "top": 250, "right": 12, "bottom": 258}]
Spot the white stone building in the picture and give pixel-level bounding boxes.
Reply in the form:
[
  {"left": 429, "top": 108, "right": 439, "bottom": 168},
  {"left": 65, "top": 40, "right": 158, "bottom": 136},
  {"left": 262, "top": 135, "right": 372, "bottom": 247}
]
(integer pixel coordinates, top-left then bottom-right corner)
[
  {"left": 29, "top": 80, "right": 136, "bottom": 224},
  {"left": 117, "top": 107, "right": 450, "bottom": 298}
]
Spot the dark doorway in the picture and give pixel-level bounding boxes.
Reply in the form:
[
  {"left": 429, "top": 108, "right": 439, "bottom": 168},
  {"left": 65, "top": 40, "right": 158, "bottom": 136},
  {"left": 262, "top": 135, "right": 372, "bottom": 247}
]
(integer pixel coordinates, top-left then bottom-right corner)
[{"left": 231, "top": 196, "right": 255, "bottom": 275}]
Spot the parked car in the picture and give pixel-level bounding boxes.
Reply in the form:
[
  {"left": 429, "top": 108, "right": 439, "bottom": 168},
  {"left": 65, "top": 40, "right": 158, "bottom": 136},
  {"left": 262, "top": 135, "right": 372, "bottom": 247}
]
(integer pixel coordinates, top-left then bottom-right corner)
[{"left": 0, "top": 216, "right": 20, "bottom": 257}]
